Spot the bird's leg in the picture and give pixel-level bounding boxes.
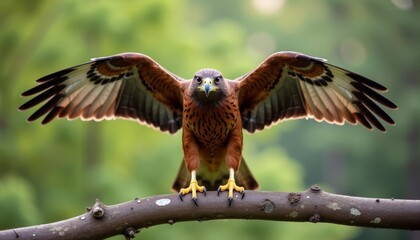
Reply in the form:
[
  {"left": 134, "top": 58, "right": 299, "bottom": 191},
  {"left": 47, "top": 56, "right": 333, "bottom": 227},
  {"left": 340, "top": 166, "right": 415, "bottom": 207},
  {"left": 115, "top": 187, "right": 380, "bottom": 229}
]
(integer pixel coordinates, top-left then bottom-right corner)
[
  {"left": 178, "top": 170, "right": 206, "bottom": 206},
  {"left": 179, "top": 128, "right": 206, "bottom": 205},
  {"left": 217, "top": 168, "right": 245, "bottom": 206},
  {"left": 218, "top": 121, "right": 244, "bottom": 206}
]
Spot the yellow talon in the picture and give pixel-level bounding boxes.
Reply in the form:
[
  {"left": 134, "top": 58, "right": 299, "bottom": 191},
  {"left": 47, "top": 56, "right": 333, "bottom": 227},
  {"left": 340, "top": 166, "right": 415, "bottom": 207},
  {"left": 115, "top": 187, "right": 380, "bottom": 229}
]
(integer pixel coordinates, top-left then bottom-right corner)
[
  {"left": 178, "top": 171, "right": 206, "bottom": 206},
  {"left": 217, "top": 168, "right": 245, "bottom": 206}
]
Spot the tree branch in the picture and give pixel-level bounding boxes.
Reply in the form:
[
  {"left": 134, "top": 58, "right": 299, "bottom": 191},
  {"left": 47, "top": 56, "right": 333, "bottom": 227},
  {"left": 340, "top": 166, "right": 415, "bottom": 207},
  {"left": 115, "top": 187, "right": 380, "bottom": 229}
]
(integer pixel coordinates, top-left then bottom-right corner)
[{"left": 1, "top": 186, "right": 420, "bottom": 239}]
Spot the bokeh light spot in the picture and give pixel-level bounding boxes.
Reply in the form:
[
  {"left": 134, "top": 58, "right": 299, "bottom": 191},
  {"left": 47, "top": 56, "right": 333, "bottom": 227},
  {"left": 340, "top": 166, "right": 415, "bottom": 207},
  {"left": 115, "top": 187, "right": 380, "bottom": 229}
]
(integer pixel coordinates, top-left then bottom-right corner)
[{"left": 251, "top": 0, "right": 285, "bottom": 15}]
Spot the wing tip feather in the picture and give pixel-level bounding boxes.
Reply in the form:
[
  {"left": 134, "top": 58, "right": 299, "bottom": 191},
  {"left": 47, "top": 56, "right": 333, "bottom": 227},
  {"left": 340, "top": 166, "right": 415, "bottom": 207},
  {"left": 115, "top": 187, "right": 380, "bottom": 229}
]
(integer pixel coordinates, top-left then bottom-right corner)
[
  {"left": 346, "top": 72, "right": 388, "bottom": 92},
  {"left": 36, "top": 68, "right": 76, "bottom": 83}
]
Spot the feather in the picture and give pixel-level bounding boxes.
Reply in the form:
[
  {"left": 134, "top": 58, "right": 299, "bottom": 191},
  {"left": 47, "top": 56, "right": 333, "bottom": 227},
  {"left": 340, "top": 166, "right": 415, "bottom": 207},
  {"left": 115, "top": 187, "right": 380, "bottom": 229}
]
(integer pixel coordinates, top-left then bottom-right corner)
[
  {"left": 236, "top": 51, "right": 396, "bottom": 132},
  {"left": 96, "top": 80, "right": 122, "bottom": 119}
]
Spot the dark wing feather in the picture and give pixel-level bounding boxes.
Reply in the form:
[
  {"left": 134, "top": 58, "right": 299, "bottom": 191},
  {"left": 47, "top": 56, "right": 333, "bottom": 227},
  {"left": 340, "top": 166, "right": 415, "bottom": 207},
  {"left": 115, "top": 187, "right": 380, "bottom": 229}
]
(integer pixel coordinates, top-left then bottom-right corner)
[
  {"left": 236, "top": 51, "right": 397, "bottom": 133},
  {"left": 19, "top": 52, "right": 184, "bottom": 134}
]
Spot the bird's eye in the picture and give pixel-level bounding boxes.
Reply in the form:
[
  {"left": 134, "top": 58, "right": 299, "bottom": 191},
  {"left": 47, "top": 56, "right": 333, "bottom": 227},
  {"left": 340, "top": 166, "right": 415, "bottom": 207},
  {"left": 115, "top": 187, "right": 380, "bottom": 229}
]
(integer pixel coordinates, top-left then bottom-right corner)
[
  {"left": 214, "top": 76, "right": 221, "bottom": 84},
  {"left": 195, "top": 76, "right": 202, "bottom": 83}
]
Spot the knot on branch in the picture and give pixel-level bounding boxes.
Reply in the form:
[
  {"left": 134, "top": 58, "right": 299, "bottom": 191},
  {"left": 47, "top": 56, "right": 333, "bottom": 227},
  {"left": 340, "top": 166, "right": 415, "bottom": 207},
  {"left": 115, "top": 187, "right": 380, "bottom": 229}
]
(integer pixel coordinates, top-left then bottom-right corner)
[
  {"left": 260, "top": 199, "right": 275, "bottom": 213},
  {"left": 309, "top": 213, "right": 321, "bottom": 223},
  {"left": 90, "top": 198, "right": 106, "bottom": 219},
  {"left": 124, "top": 227, "right": 140, "bottom": 240},
  {"left": 287, "top": 192, "right": 302, "bottom": 205},
  {"left": 310, "top": 184, "right": 322, "bottom": 192}
]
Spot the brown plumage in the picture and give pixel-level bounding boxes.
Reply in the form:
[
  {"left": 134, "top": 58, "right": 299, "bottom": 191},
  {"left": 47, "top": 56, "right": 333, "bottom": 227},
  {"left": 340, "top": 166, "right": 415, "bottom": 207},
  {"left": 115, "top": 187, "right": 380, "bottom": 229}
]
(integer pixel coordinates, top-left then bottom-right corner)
[{"left": 19, "top": 51, "right": 397, "bottom": 205}]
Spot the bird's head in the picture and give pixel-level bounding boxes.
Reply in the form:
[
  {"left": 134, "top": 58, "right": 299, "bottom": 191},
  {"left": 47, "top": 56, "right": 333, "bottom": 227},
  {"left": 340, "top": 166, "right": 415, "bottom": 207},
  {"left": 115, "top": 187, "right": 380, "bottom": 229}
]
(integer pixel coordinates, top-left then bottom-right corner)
[{"left": 190, "top": 69, "right": 227, "bottom": 104}]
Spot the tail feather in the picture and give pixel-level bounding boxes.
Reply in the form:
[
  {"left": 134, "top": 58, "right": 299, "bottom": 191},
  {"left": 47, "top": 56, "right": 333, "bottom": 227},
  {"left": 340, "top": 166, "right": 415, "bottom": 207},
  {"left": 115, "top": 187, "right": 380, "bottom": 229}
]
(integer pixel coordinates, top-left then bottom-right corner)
[
  {"left": 236, "top": 158, "right": 259, "bottom": 190},
  {"left": 172, "top": 159, "right": 190, "bottom": 192},
  {"left": 172, "top": 158, "right": 258, "bottom": 192}
]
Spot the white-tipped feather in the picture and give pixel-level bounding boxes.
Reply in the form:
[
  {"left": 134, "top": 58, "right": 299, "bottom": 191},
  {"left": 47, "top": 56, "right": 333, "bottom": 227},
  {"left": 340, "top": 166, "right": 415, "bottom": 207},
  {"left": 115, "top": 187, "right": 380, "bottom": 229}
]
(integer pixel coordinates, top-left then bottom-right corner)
[
  {"left": 313, "top": 85, "right": 338, "bottom": 122},
  {"left": 328, "top": 82, "right": 361, "bottom": 116},
  {"left": 298, "top": 80, "right": 317, "bottom": 119},
  {"left": 309, "top": 84, "right": 331, "bottom": 121},
  {"left": 328, "top": 85, "right": 356, "bottom": 123},
  {"left": 59, "top": 89, "right": 83, "bottom": 118},
  {"left": 58, "top": 86, "right": 81, "bottom": 108},
  {"left": 302, "top": 82, "right": 325, "bottom": 120},
  {"left": 84, "top": 82, "right": 115, "bottom": 119},
  {"left": 329, "top": 81, "right": 355, "bottom": 104},
  {"left": 66, "top": 83, "right": 96, "bottom": 119},
  {"left": 64, "top": 77, "right": 89, "bottom": 96},
  {"left": 64, "top": 66, "right": 91, "bottom": 83},
  {"left": 97, "top": 80, "right": 122, "bottom": 119},
  {"left": 322, "top": 86, "right": 347, "bottom": 123},
  {"left": 329, "top": 70, "right": 358, "bottom": 97},
  {"left": 77, "top": 83, "right": 106, "bottom": 118},
  {"left": 61, "top": 66, "right": 94, "bottom": 94}
]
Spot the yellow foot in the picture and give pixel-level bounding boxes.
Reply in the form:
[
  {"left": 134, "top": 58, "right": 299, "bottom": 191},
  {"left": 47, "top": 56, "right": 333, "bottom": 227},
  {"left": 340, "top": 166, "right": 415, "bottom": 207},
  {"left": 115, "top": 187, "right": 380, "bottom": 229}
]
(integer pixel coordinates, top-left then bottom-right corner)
[
  {"left": 217, "top": 178, "right": 245, "bottom": 206},
  {"left": 178, "top": 180, "right": 206, "bottom": 206}
]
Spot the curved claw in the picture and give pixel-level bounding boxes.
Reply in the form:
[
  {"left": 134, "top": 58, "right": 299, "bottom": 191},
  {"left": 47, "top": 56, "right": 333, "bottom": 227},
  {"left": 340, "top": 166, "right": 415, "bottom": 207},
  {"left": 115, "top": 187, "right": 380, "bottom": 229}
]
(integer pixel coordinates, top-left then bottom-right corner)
[
  {"left": 178, "top": 179, "right": 206, "bottom": 205},
  {"left": 216, "top": 187, "right": 221, "bottom": 196},
  {"left": 228, "top": 189, "right": 245, "bottom": 206},
  {"left": 217, "top": 178, "right": 245, "bottom": 206}
]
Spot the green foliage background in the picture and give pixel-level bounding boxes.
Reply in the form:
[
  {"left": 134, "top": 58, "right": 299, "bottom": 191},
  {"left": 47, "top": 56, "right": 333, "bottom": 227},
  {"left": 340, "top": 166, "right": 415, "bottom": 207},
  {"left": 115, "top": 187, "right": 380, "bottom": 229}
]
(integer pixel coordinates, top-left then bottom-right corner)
[{"left": 1, "top": 1, "right": 419, "bottom": 239}]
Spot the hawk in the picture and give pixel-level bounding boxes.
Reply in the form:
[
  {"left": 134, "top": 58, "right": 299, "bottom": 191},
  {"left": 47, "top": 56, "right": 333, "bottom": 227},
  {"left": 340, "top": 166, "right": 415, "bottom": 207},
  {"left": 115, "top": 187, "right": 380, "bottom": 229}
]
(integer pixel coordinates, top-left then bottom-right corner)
[{"left": 19, "top": 52, "right": 397, "bottom": 205}]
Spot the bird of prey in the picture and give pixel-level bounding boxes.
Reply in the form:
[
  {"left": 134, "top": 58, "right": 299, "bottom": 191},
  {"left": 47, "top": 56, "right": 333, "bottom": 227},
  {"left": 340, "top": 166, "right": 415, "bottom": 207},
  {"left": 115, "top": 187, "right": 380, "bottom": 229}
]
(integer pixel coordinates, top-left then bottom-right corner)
[{"left": 19, "top": 51, "right": 397, "bottom": 205}]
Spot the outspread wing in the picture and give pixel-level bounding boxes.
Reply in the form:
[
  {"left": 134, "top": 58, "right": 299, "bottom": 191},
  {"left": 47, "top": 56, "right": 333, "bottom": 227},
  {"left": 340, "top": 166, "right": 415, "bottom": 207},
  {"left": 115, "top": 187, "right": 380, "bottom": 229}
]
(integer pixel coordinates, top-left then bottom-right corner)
[
  {"left": 19, "top": 52, "right": 184, "bottom": 134},
  {"left": 236, "top": 51, "right": 397, "bottom": 133}
]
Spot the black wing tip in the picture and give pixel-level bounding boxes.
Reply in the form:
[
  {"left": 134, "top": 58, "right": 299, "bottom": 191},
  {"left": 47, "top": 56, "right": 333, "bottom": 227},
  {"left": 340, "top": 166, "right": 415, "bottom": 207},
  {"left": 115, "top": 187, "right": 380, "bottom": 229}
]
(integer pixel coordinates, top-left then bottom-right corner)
[
  {"left": 374, "top": 123, "right": 389, "bottom": 133},
  {"left": 363, "top": 124, "right": 387, "bottom": 133},
  {"left": 346, "top": 72, "right": 388, "bottom": 92},
  {"left": 21, "top": 89, "right": 34, "bottom": 97},
  {"left": 388, "top": 102, "right": 398, "bottom": 110},
  {"left": 21, "top": 87, "right": 43, "bottom": 97},
  {"left": 18, "top": 104, "right": 29, "bottom": 111},
  {"left": 343, "top": 68, "right": 398, "bottom": 110},
  {"left": 40, "top": 107, "right": 62, "bottom": 125},
  {"left": 27, "top": 114, "right": 40, "bottom": 122},
  {"left": 41, "top": 118, "right": 53, "bottom": 125},
  {"left": 350, "top": 82, "right": 398, "bottom": 110},
  {"left": 355, "top": 110, "right": 395, "bottom": 133},
  {"left": 24, "top": 95, "right": 63, "bottom": 124},
  {"left": 376, "top": 125, "right": 387, "bottom": 132},
  {"left": 372, "top": 127, "right": 387, "bottom": 133},
  {"left": 24, "top": 117, "right": 54, "bottom": 125},
  {"left": 352, "top": 91, "right": 397, "bottom": 126},
  {"left": 36, "top": 68, "right": 76, "bottom": 83}
]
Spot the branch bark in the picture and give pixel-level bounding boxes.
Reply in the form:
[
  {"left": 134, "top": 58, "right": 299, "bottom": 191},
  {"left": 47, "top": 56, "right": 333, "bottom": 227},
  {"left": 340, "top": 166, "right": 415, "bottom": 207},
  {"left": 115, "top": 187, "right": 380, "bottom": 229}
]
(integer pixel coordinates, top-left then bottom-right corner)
[{"left": 1, "top": 186, "right": 420, "bottom": 240}]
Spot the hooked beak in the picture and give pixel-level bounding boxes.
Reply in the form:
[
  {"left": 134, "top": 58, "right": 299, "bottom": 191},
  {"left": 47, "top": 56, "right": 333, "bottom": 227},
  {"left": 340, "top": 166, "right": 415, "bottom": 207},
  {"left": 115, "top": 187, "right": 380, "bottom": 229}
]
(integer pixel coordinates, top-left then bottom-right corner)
[{"left": 199, "top": 78, "right": 217, "bottom": 97}]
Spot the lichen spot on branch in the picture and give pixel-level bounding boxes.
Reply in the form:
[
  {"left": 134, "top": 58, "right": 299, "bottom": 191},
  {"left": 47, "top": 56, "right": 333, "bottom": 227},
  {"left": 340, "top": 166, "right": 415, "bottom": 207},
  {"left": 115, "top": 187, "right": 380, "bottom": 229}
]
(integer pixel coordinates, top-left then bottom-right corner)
[{"left": 156, "top": 198, "right": 171, "bottom": 206}]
